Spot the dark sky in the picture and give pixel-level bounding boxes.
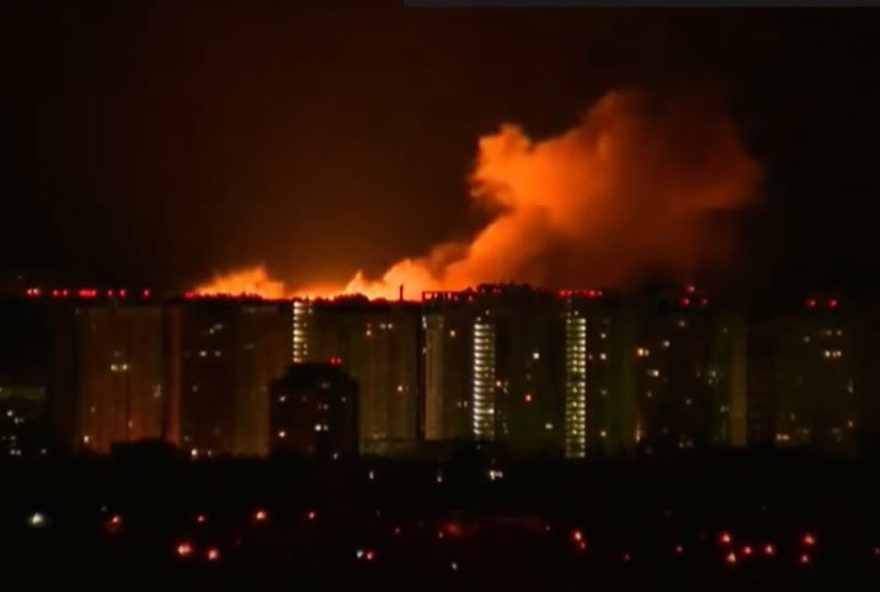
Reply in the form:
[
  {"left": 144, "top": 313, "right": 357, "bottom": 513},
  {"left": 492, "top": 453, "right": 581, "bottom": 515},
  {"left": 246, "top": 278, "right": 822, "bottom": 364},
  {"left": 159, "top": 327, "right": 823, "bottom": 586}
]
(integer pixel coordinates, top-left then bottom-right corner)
[{"left": 3, "top": 2, "right": 880, "bottom": 295}]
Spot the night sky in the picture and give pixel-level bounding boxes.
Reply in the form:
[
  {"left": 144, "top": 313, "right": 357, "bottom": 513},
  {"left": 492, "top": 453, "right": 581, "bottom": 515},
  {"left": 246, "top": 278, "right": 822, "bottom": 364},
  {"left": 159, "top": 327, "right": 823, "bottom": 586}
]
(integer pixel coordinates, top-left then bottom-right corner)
[{"left": 3, "top": 2, "right": 880, "bottom": 296}]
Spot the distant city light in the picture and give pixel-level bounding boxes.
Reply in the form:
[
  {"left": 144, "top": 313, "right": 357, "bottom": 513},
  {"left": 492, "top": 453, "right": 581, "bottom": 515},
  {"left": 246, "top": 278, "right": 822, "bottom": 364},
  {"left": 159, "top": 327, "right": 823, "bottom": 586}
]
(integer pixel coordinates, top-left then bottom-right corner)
[{"left": 28, "top": 512, "right": 47, "bottom": 528}]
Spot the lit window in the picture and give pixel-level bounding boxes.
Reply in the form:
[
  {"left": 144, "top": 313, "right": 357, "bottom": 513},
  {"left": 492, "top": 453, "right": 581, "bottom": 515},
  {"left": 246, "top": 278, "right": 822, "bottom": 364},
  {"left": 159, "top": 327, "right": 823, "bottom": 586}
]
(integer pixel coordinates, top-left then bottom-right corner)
[{"left": 532, "top": 352, "right": 540, "bottom": 360}]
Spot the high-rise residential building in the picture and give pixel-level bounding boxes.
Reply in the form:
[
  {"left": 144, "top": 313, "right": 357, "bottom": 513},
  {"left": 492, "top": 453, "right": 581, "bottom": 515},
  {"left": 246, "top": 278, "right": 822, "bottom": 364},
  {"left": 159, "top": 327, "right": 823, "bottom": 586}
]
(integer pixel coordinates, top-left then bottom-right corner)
[
  {"left": 169, "top": 299, "right": 291, "bottom": 458},
  {"left": 295, "top": 297, "right": 420, "bottom": 454},
  {"left": 71, "top": 303, "right": 167, "bottom": 452},
  {"left": 269, "top": 363, "right": 358, "bottom": 459},
  {"left": 770, "top": 298, "right": 859, "bottom": 453},
  {"left": 422, "top": 293, "right": 472, "bottom": 441},
  {"left": 563, "top": 291, "right": 638, "bottom": 458},
  {"left": 0, "top": 385, "right": 48, "bottom": 457},
  {"left": 0, "top": 298, "right": 54, "bottom": 455},
  {"left": 630, "top": 287, "right": 748, "bottom": 454},
  {"left": 460, "top": 285, "right": 566, "bottom": 455}
]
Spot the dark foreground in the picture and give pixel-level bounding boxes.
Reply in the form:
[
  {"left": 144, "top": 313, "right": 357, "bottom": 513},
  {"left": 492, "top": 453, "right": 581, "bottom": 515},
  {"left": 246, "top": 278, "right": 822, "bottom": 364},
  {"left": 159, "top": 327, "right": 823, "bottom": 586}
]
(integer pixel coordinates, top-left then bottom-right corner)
[{"left": 4, "top": 449, "right": 880, "bottom": 591}]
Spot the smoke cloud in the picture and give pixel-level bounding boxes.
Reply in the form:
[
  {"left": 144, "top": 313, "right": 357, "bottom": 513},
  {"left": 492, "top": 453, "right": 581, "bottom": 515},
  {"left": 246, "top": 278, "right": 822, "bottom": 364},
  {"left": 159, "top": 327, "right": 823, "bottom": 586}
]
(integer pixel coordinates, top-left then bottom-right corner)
[{"left": 195, "top": 89, "right": 761, "bottom": 300}]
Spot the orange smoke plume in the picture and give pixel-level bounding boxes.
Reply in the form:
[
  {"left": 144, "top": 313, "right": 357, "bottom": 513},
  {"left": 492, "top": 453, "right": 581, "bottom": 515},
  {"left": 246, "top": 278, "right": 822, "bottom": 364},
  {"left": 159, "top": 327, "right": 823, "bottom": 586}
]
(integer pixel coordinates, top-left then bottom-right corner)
[{"left": 194, "top": 89, "right": 761, "bottom": 300}]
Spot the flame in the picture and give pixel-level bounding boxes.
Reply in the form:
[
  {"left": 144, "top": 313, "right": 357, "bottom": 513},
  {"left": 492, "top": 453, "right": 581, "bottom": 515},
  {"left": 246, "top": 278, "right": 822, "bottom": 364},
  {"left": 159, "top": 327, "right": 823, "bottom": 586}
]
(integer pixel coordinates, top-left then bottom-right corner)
[
  {"left": 193, "top": 265, "right": 288, "bottom": 299},
  {"left": 194, "top": 89, "right": 760, "bottom": 300}
]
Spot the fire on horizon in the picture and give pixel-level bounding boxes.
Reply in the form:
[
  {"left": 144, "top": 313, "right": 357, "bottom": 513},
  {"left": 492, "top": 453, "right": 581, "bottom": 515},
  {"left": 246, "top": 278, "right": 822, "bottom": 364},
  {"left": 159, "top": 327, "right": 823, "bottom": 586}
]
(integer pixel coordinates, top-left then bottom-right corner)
[{"left": 194, "top": 90, "right": 761, "bottom": 301}]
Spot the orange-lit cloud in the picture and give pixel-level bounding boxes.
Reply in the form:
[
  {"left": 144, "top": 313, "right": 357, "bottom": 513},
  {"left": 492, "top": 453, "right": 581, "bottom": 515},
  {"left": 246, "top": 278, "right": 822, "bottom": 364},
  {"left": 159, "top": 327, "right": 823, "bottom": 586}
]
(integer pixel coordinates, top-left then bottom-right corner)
[{"left": 194, "top": 89, "right": 761, "bottom": 300}]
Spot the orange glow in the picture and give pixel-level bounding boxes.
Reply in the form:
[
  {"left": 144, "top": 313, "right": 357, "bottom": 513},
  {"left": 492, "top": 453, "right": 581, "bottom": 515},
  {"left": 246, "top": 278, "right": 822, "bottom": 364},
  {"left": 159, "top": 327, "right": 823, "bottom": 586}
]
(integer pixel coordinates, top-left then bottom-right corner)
[
  {"left": 193, "top": 90, "right": 760, "bottom": 300},
  {"left": 802, "top": 533, "right": 817, "bottom": 547},
  {"left": 194, "top": 266, "right": 289, "bottom": 299},
  {"left": 254, "top": 509, "right": 268, "bottom": 522},
  {"left": 443, "top": 521, "right": 463, "bottom": 538}
]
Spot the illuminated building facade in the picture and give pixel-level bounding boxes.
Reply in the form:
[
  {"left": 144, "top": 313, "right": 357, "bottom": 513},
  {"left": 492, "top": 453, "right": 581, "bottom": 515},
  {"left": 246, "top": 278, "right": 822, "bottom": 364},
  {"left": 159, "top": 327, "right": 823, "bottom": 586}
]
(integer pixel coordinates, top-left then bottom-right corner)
[
  {"left": 563, "top": 302, "right": 587, "bottom": 458},
  {"left": 564, "top": 292, "right": 638, "bottom": 458},
  {"left": 269, "top": 363, "right": 358, "bottom": 459},
  {"left": 298, "top": 298, "right": 420, "bottom": 454},
  {"left": 464, "top": 285, "right": 566, "bottom": 455},
  {"left": 292, "top": 299, "right": 312, "bottom": 363},
  {"left": 71, "top": 304, "right": 166, "bottom": 452},
  {"left": 170, "top": 299, "right": 291, "bottom": 457},
  {"left": 631, "top": 288, "right": 747, "bottom": 454},
  {"left": 422, "top": 295, "right": 472, "bottom": 441},
  {"left": 769, "top": 299, "right": 859, "bottom": 453}
]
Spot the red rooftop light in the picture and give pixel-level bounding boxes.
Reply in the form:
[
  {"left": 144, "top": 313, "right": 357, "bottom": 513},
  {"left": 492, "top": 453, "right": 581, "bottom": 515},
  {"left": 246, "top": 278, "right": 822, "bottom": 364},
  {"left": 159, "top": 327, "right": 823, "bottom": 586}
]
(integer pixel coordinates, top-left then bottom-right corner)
[
  {"left": 175, "top": 542, "right": 194, "bottom": 558},
  {"left": 828, "top": 299, "right": 838, "bottom": 309}
]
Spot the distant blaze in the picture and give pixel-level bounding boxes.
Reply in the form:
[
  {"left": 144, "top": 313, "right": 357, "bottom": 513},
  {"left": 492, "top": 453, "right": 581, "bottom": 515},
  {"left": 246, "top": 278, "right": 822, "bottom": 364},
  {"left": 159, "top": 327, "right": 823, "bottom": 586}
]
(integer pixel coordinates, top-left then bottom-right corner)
[{"left": 193, "top": 89, "right": 760, "bottom": 300}]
